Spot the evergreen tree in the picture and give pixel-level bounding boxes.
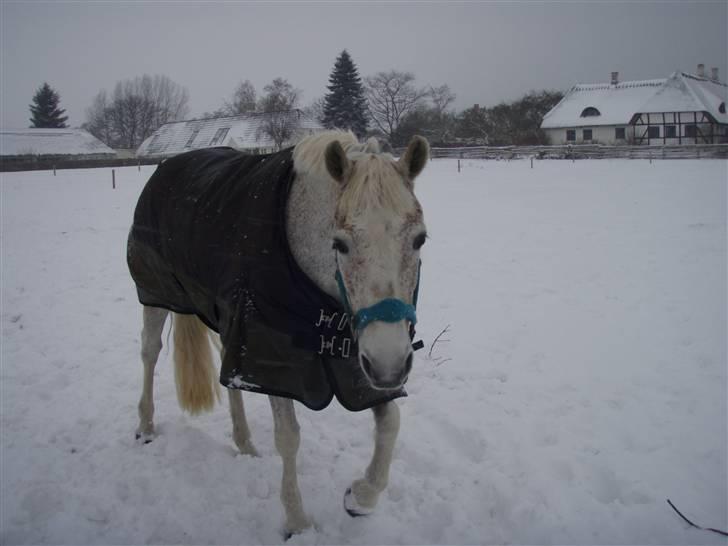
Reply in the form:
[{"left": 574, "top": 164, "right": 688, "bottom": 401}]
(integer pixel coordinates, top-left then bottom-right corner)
[
  {"left": 322, "top": 50, "right": 368, "bottom": 137},
  {"left": 29, "top": 82, "right": 69, "bottom": 128}
]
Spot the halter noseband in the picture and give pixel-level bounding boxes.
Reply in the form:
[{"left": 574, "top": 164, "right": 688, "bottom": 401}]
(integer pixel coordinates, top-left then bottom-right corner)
[{"left": 335, "top": 257, "right": 420, "bottom": 333}]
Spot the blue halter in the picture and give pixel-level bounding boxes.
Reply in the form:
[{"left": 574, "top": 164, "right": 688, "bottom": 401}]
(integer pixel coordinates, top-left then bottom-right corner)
[{"left": 335, "top": 259, "right": 421, "bottom": 333}]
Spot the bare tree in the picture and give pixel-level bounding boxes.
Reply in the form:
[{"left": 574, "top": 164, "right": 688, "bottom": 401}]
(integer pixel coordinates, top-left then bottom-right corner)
[
  {"left": 364, "top": 70, "right": 428, "bottom": 142},
  {"left": 222, "top": 80, "right": 257, "bottom": 115},
  {"left": 258, "top": 78, "right": 300, "bottom": 113},
  {"left": 256, "top": 78, "right": 302, "bottom": 150},
  {"left": 83, "top": 74, "right": 189, "bottom": 149},
  {"left": 304, "top": 96, "right": 326, "bottom": 125},
  {"left": 428, "top": 84, "right": 456, "bottom": 116}
]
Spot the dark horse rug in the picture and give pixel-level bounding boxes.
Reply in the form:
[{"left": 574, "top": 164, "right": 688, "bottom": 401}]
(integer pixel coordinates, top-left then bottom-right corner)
[{"left": 127, "top": 147, "right": 405, "bottom": 411}]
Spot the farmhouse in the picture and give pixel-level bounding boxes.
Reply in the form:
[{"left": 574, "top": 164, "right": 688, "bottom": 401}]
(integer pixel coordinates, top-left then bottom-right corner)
[
  {"left": 0, "top": 128, "right": 115, "bottom": 160},
  {"left": 541, "top": 65, "right": 727, "bottom": 145},
  {"left": 136, "top": 110, "right": 324, "bottom": 159}
]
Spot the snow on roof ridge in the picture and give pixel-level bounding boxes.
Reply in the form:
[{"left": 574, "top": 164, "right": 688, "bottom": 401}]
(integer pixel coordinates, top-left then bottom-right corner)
[
  {"left": 163, "top": 109, "right": 309, "bottom": 125},
  {"left": 680, "top": 71, "right": 728, "bottom": 88},
  {"left": 573, "top": 78, "right": 665, "bottom": 91}
]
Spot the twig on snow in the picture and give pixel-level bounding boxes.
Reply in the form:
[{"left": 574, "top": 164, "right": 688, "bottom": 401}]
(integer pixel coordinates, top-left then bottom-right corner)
[
  {"left": 667, "top": 499, "right": 728, "bottom": 537},
  {"left": 428, "top": 324, "right": 451, "bottom": 359}
]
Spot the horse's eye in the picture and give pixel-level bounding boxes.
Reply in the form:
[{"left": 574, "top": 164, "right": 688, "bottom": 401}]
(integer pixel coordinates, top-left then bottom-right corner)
[
  {"left": 333, "top": 238, "right": 349, "bottom": 255},
  {"left": 413, "top": 233, "right": 427, "bottom": 250}
]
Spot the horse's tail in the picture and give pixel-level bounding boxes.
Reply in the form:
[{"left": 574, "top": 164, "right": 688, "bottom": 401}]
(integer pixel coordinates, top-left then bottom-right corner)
[{"left": 172, "top": 313, "right": 220, "bottom": 414}]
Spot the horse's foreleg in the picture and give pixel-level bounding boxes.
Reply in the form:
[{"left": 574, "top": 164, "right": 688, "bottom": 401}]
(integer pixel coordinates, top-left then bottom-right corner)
[
  {"left": 345, "top": 400, "right": 400, "bottom": 516},
  {"left": 228, "top": 389, "right": 258, "bottom": 456},
  {"left": 136, "top": 305, "right": 168, "bottom": 442},
  {"left": 269, "top": 396, "right": 311, "bottom": 536}
]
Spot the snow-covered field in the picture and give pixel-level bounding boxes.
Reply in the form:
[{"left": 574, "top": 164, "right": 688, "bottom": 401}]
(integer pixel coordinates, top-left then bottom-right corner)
[{"left": 1, "top": 158, "right": 726, "bottom": 545}]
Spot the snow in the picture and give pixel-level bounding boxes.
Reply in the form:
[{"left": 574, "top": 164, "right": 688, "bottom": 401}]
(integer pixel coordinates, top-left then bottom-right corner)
[
  {"left": 0, "top": 128, "right": 115, "bottom": 157},
  {"left": 1, "top": 158, "right": 726, "bottom": 545}
]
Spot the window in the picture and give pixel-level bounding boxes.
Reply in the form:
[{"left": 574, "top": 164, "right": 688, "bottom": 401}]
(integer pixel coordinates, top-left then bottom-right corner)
[
  {"left": 582, "top": 129, "right": 593, "bottom": 141},
  {"left": 566, "top": 130, "right": 576, "bottom": 142},
  {"left": 615, "top": 127, "right": 626, "bottom": 140},
  {"left": 647, "top": 126, "right": 659, "bottom": 139},
  {"left": 580, "top": 107, "right": 601, "bottom": 117},
  {"left": 209, "top": 127, "right": 230, "bottom": 146},
  {"left": 185, "top": 129, "right": 200, "bottom": 148},
  {"left": 665, "top": 125, "right": 677, "bottom": 138},
  {"left": 685, "top": 124, "right": 697, "bottom": 138}
]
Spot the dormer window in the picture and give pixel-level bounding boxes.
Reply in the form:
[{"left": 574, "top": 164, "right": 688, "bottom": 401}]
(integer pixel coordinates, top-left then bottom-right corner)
[
  {"left": 580, "top": 107, "right": 601, "bottom": 117},
  {"left": 720, "top": 102, "right": 726, "bottom": 114},
  {"left": 209, "top": 127, "right": 230, "bottom": 146}
]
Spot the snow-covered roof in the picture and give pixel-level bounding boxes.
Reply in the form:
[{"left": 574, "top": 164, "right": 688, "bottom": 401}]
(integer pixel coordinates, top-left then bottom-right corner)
[
  {"left": 136, "top": 111, "right": 324, "bottom": 158},
  {"left": 541, "top": 71, "right": 728, "bottom": 129},
  {"left": 0, "top": 128, "right": 115, "bottom": 157},
  {"left": 637, "top": 72, "right": 727, "bottom": 124}
]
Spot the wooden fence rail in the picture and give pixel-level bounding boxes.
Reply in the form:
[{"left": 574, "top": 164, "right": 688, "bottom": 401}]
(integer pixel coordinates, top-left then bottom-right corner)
[{"left": 397, "top": 143, "right": 728, "bottom": 161}]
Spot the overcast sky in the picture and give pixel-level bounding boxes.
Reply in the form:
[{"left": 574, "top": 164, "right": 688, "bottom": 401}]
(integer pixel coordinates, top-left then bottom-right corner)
[{"left": 1, "top": 1, "right": 726, "bottom": 129}]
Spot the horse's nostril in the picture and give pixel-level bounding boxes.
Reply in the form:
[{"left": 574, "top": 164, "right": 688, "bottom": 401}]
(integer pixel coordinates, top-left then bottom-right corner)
[{"left": 360, "top": 353, "right": 373, "bottom": 378}]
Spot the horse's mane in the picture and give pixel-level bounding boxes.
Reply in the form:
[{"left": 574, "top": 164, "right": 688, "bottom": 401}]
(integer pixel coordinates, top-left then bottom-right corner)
[{"left": 293, "top": 131, "right": 415, "bottom": 218}]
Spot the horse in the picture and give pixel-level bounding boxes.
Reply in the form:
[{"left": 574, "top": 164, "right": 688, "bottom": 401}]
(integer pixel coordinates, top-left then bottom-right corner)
[{"left": 127, "top": 130, "right": 430, "bottom": 536}]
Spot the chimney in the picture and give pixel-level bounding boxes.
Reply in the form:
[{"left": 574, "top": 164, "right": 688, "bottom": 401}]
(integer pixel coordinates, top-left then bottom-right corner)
[
  {"left": 697, "top": 63, "right": 705, "bottom": 77},
  {"left": 711, "top": 67, "right": 719, "bottom": 81},
  {"left": 611, "top": 71, "right": 619, "bottom": 85},
  {"left": 474, "top": 103, "right": 480, "bottom": 111}
]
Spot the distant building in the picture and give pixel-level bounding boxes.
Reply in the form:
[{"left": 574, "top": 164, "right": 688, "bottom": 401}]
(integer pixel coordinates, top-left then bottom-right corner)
[
  {"left": 0, "top": 128, "right": 115, "bottom": 159},
  {"left": 136, "top": 110, "right": 324, "bottom": 159},
  {"left": 541, "top": 65, "right": 727, "bottom": 145}
]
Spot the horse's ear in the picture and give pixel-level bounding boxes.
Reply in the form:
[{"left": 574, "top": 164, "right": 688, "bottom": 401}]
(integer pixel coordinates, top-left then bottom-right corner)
[
  {"left": 325, "top": 140, "right": 351, "bottom": 184},
  {"left": 399, "top": 136, "right": 430, "bottom": 181}
]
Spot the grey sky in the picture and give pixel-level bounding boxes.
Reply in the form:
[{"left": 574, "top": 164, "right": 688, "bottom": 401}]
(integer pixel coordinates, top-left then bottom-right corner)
[{"left": 2, "top": 1, "right": 726, "bottom": 129}]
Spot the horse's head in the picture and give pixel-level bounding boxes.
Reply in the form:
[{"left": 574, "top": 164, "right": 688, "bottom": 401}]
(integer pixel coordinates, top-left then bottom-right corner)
[{"left": 325, "top": 136, "right": 429, "bottom": 390}]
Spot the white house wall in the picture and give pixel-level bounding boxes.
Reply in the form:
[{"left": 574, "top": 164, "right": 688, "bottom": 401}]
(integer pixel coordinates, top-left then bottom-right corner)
[{"left": 545, "top": 125, "right": 634, "bottom": 145}]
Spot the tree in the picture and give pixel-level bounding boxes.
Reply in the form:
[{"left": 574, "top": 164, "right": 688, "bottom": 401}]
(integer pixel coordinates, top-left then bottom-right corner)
[
  {"left": 258, "top": 77, "right": 300, "bottom": 113},
  {"left": 84, "top": 74, "right": 189, "bottom": 149},
  {"left": 322, "top": 50, "right": 368, "bottom": 137},
  {"left": 29, "top": 82, "right": 68, "bottom": 128},
  {"left": 455, "top": 90, "right": 563, "bottom": 145},
  {"left": 365, "top": 70, "right": 428, "bottom": 143},
  {"left": 222, "top": 80, "right": 257, "bottom": 115},
  {"left": 304, "top": 96, "right": 326, "bottom": 125},
  {"left": 456, "top": 104, "right": 492, "bottom": 145},
  {"left": 256, "top": 78, "right": 303, "bottom": 151}
]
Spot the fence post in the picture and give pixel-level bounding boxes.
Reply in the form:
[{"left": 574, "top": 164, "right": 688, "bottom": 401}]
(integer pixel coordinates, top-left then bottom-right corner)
[
  {"left": 138, "top": 160, "right": 141, "bottom": 171},
  {"left": 112, "top": 169, "right": 116, "bottom": 189},
  {"left": 457, "top": 159, "right": 461, "bottom": 173},
  {"left": 530, "top": 157, "right": 533, "bottom": 169},
  {"left": 53, "top": 165, "right": 56, "bottom": 176}
]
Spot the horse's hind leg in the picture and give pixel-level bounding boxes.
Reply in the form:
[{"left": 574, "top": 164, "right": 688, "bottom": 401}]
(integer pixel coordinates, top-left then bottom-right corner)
[
  {"left": 227, "top": 389, "right": 258, "bottom": 456},
  {"left": 344, "top": 400, "right": 400, "bottom": 516},
  {"left": 269, "top": 396, "right": 311, "bottom": 536},
  {"left": 135, "top": 305, "right": 169, "bottom": 442}
]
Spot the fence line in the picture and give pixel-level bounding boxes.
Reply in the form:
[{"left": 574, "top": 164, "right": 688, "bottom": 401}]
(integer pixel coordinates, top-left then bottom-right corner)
[
  {"left": 0, "top": 156, "right": 160, "bottom": 173},
  {"left": 410, "top": 143, "right": 728, "bottom": 160}
]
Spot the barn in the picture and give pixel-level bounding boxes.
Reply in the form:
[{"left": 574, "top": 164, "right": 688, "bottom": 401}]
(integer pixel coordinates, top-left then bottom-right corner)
[
  {"left": 541, "top": 65, "right": 727, "bottom": 145},
  {"left": 136, "top": 110, "right": 324, "bottom": 159},
  {"left": 0, "top": 128, "right": 115, "bottom": 161}
]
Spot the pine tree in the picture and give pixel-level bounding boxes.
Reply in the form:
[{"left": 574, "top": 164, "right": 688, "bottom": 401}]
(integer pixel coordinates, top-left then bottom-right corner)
[
  {"left": 29, "top": 82, "right": 69, "bottom": 128},
  {"left": 322, "top": 50, "right": 368, "bottom": 137}
]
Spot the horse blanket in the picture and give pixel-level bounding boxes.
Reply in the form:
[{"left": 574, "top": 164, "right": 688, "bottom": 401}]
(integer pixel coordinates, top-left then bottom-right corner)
[{"left": 127, "top": 147, "right": 406, "bottom": 411}]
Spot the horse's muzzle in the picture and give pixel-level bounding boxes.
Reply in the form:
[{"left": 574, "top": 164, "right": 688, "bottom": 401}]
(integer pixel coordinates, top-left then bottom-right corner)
[{"left": 359, "top": 349, "right": 413, "bottom": 390}]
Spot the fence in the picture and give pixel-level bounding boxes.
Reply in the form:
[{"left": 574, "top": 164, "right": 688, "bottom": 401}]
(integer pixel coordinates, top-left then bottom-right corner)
[
  {"left": 421, "top": 143, "right": 728, "bottom": 161},
  {"left": 0, "top": 156, "right": 161, "bottom": 173}
]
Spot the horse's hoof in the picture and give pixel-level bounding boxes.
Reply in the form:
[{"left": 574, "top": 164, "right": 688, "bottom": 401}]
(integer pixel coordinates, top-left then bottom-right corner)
[
  {"left": 344, "top": 487, "right": 373, "bottom": 517},
  {"left": 135, "top": 432, "right": 153, "bottom": 444}
]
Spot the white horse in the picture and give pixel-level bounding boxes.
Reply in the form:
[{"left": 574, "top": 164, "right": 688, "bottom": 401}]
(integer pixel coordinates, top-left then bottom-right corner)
[{"left": 132, "top": 131, "right": 429, "bottom": 536}]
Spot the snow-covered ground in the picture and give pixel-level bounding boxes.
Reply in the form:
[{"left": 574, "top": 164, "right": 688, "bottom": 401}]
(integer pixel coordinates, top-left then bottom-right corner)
[{"left": 1, "top": 158, "right": 726, "bottom": 545}]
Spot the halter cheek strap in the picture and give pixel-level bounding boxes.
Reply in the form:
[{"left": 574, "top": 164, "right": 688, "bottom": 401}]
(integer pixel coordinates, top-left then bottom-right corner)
[{"left": 335, "top": 258, "right": 421, "bottom": 333}]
